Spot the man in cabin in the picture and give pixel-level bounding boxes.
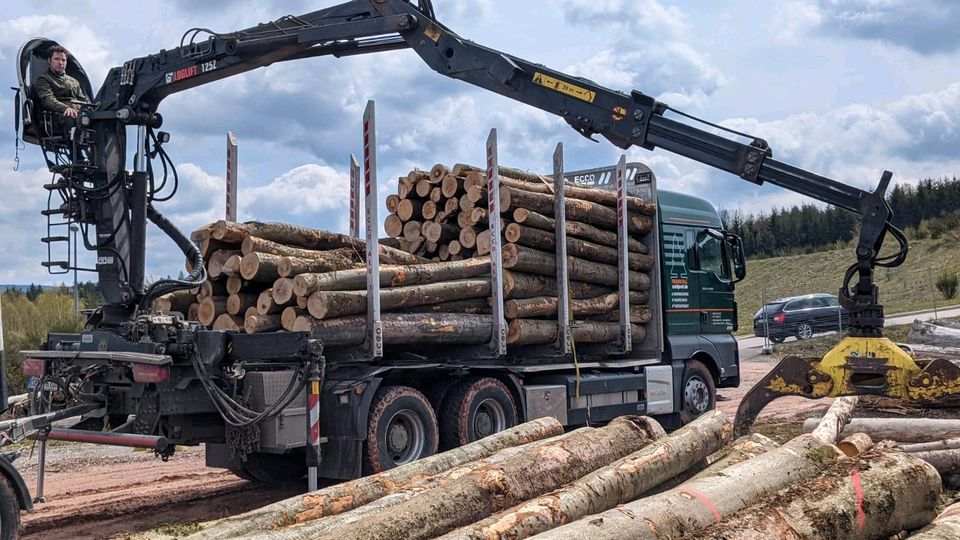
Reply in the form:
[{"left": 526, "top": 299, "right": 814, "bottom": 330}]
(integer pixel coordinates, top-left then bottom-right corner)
[{"left": 34, "top": 45, "right": 88, "bottom": 120}]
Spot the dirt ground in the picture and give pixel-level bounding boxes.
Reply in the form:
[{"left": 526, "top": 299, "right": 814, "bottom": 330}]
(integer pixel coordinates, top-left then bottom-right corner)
[{"left": 13, "top": 346, "right": 827, "bottom": 539}]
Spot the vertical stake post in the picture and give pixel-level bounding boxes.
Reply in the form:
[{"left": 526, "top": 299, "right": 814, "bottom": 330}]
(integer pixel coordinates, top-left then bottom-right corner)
[
  {"left": 226, "top": 131, "right": 238, "bottom": 222},
  {"left": 349, "top": 154, "right": 361, "bottom": 239},
  {"left": 616, "top": 155, "right": 632, "bottom": 353},
  {"left": 362, "top": 101, "right": 382, "bottom": 359},
  {"left": 305, "top": 349, "right": 323, "bottom": 492},
  {"left": 553, "top": 143, "right": 571, "bottom": 355},
  {"left": 486, "top": 129, "right": 506, "bottom": 357}
]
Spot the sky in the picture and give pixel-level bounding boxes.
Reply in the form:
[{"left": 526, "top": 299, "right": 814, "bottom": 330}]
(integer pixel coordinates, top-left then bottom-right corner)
[{"left": 0, "top": 0, "right": 958, "bottom": 285}]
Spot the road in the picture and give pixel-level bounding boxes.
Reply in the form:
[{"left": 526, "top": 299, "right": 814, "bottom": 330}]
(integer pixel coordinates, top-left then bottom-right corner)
[{"left": 736, "top": 305, "right": 960, "bottom": 350}]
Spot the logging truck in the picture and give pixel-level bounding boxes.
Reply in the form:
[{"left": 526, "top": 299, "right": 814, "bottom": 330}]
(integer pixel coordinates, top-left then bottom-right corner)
[{"left": 1, "top": 0, "right": 921, "bottom": 532}]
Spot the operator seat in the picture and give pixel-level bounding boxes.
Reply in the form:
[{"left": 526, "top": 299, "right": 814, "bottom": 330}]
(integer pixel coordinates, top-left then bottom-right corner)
[{"left": 15, "top": 37, "right": 94, "bottom": 146}]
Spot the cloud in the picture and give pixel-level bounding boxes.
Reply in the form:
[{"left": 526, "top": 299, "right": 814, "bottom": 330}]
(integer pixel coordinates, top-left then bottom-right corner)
[
  {"left": 0, "top": 15, "right": 112, "bottom": 88},
  {"left": 773, "top": 0, "right": 960, "bottom": 54},
  {"left": 560, "top": 0, "right": 724, "bottom": 105}
]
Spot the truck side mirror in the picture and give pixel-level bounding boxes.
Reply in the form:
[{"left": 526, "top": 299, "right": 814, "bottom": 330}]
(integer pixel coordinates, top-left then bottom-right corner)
[{"left": 727, "top": 234, "right": 747, "bottom": 283}]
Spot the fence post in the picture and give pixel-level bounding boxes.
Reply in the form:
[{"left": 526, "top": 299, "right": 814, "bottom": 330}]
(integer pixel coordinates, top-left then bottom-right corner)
[{"left": 761, "top": 288, "right": 772, "bottom": 355}]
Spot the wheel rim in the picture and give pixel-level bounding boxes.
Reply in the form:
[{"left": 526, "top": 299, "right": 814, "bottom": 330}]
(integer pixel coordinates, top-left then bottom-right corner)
[
  {"left": 798, "top": 323, "right": 813, "bottom": 339},
  {"left": 473, "top": 398, "right": 507, "bottom": 439},
  {"left": 385, "top": 409, "right": 426, "bottom": 465},
  {"left": 684, "top": 376, "right": 710, "bottom": 414}
]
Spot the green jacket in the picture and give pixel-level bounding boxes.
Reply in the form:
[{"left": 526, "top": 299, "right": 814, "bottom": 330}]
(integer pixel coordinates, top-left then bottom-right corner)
[{"left": 34, "top": 70, "right": 88, "bottom": 115}]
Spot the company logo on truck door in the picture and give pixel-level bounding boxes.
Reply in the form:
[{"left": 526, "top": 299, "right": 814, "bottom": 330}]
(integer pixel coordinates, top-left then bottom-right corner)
[
  {"left": 532, "top": 72, "right": 597, "bottom": 103},
  {"left": 165, "top": 60, "right": 217, "bottom": 84}
]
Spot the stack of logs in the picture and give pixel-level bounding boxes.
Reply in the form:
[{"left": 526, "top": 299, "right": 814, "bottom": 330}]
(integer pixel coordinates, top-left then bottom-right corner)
[
  {"left": 153, "top": 162, "right": 658, "bottom": 349},
  {"left": 180, "top": 406, "right": 944, "bottom": 540},
  {"left": 384, "top": 162, "right": 658, "bottom": 347}
]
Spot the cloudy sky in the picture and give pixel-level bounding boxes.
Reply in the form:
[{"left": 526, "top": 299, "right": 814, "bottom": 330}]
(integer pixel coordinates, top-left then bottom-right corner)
[{"left": 1, "top": 0, "right": 958, "bottom": 285}]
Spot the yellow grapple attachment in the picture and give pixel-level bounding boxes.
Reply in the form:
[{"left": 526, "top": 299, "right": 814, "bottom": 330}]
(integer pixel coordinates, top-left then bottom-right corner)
[{"left": 733, "top": 336, "right": 960, "bottom": 436}]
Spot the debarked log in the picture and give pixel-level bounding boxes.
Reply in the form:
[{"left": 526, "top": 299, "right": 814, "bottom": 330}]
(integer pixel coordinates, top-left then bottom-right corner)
[
  {"left": 188, "top": 418, "right": 565, "bottom": 539},
  {"left": 507, "top": 319, "right": 646, "bottom": 346},
  {"left": 698, "top": 449, "right": 940, "bottom": 540},
  {"left": 535, "top": 434, "right": 842, "bottom": 540},
  {"left": 441, "top": 410, "right": 729, "bottom": 540},
  {"left": 809, "top": 396, "right": 858, "bottom": 444},
  {"left": 291, "top": 313, "right": 493, "bottom": 346},
  {"left": 316, "top": 416, "right": 665, "bottom": 540},
  {"left": 307, "top": 279, "right": 491, "bottom": 320}
]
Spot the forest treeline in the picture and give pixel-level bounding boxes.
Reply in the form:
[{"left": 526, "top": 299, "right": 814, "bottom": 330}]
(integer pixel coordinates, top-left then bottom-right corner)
[{"left": 723, "top": 176, "right": 960, "bottom": 258}]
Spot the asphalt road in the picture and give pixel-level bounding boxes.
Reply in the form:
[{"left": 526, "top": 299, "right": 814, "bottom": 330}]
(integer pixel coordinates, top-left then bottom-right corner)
[{"left": 737, "top": 305, "right": 960, "bottom": 351}]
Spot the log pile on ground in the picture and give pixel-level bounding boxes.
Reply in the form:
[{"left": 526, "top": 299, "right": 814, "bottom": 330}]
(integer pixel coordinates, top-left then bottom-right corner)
[
  {"left": 153, "top": 161, "right": 658, "bottom": 350},
  {"left": 171, "top": 406, "right": 957, "bottom": 540}
]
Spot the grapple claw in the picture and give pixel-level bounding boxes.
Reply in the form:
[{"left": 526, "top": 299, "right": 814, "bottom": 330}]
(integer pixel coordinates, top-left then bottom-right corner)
[{"left": 733, "top": 356, "right": 832, "bottom": 437}]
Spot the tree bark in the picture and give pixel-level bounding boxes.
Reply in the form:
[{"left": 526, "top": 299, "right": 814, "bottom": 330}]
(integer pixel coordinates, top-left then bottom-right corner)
[
  {"left": 281, "top": 307, "right": 308, "bottom": 331},
  {"left": 689, "top": 433, "right": 780, "bottom": 482},
  {"left": 513, "top": 208, "right": 648, "bottom": 254},
  {"left": 192, "top": 418, "right": 566, "bottom": 539},
  {"left": 241, "top": 236, "right": 355, "bottom": 262},
  {"left": 503, "top": 244, "right": 651, "bottom": 290},
  {"left": 292, "top": 313, "right": 494, "bottom": 346},
  {"left": 502, "top": 186, "right": 653, "bottom": 234},
  {"left": 912, "top": 448, "right": 960, "bottom": 475},
  {"left": 699, "top": 450, "right": 939, "bottom": 540},
  {"left": 503, "top": 293, "right": 648, "bottom": 319},
  {"left": 214, "top": 221, "right": 422, "bottom": 265},
  {"left": 318, "top": 416, "right": 664, "bottom": 540},
  {"left": 278, "top": 254, "right": 361, "bottom": 278},
  {"left": 240, "top": 252, "right": 283, "bottom": 282},
  {"left": 505, "top": 223, "right": 653, "bottom": 270},
  {"left": 442, "top": 410, "right": 728, "bottom": 540},
  {"left": 292, "top": 257, "right": 490, "bottom": 297},
  {"left": 496, "top": 175, "right": 656, "bottom": 215},
  {"left": 227, "top": 293, "right": 259, "bottom": 316},
  {"left": 582, "top": 305, "right": 653, "bottom": 323},
  {"left": 397, "top": 298, "right": 491, "bottom": 315},
  {"left": 900, "top": 436, "right": 960, "bottom": 453},
  {"left": 911, "top": 501, "right": 960, "bottom": 540},
  {"left": 810, "top": 397, "right": 858, "bottom": 444},
  {"left": 212, "top": 314, "right": 243, "bottom": 331},
  {"left": 245, "top": 313, "right": 283, "bottom": 334},
  {"left": 307, "top": 279, "right": 491, "bottom": 319},
  {"left": 502, "top": 271, "right": 614, "bottom": 300},
  {"left": 507, "top": 319, "right": 646, "bottom": 346},
  {"left": 802, "top": 417, "right": 960, "bottom": 443},
  {"left": 198, "top": 297, "right": 228, "bottom": 326},
  {"left": 535, "top": 435, "right": 842, "bottom": 540}
]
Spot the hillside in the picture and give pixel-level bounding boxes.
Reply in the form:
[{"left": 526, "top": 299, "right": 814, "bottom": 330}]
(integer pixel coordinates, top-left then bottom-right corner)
[{"left": 733, "top": 235, "right": 960, "bottom": 333}]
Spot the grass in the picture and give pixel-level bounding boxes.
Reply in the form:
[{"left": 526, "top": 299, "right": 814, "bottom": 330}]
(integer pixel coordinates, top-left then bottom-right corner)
[{"left": 734, "top": 236, "right": 960, "bottom": 334}]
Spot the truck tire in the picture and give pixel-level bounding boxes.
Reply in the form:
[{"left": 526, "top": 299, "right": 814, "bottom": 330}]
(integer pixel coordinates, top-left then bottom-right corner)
[
  {"left": 364, "top": 386, "right": 439, "bottom": 474},
  {"left": 440, "top": 377, "right": 517, "bottom": 449},
  {"left": 0, "top": 476, "right": 20, "bottom": 540},
  {"left": 680, "top": 360, "right": 716, "bottom": 423},
  {"left": 242, "top": 451, "right": 306, "bottom": 483}
]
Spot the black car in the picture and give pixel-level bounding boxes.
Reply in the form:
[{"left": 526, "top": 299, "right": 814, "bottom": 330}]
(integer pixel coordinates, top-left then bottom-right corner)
[{"left": 753, "top": 293, "right": 850, "bottom": 343}]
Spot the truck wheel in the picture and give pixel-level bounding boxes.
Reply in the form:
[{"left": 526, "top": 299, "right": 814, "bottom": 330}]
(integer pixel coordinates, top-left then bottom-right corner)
[
  {"left": 680, "top": 360, "right": 716, "bottom": 424},
  {"left": 242, "top": 451, "right": 306, "bottom": 483},
  {"left": 364, "top": 386, "right": 438, "bottom": 474},
  {"left": 440, "top": 378, "right": 517, "bottom": 449},
  {"left": 0, "top": 476, "right": 21, "bottom": 540}
]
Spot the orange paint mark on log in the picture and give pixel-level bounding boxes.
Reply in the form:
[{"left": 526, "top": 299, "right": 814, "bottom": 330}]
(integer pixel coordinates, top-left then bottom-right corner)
[
  {"left": 678, "top": 487, "right": 722, "bottom": 523},
  {"left": 850, "top": 469, "right": 866, "bottom": 530}
]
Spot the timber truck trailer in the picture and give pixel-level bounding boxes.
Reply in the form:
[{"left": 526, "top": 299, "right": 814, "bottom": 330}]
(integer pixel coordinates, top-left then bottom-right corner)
[{"left": 0, "top": 0, "right": 918, "bottom": 532}]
